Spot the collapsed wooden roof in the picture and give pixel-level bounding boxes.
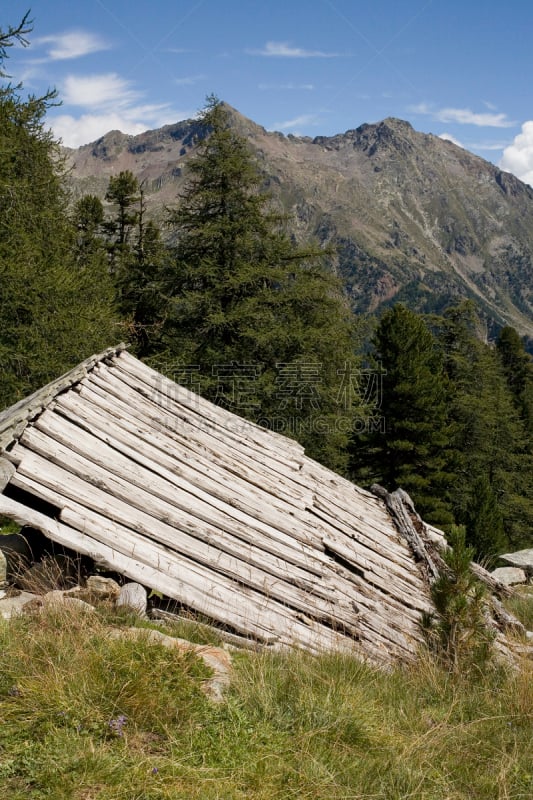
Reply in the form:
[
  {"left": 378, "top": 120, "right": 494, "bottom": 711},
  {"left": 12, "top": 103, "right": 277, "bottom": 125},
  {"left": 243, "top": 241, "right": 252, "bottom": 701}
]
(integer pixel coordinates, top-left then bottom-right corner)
[{"left": 0, "top": 346, "right": 453, "bottom": 663}]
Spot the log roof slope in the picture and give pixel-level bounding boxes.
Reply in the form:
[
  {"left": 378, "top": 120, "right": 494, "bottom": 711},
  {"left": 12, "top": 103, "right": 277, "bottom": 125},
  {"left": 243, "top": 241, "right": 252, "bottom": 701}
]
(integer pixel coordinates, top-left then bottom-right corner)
[{"left": 0, "top": 345, "right": 448, "bottom": 663}]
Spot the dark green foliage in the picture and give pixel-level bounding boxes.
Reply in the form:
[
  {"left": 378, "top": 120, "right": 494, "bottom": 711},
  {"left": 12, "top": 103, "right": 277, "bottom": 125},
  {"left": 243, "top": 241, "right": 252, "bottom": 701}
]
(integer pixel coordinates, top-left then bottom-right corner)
[
  {"left": 0, "top": 17, "right": 118, "bottom": 409},
  {"left": 104, "top": 169, "right": 140, "bottom": 251},
  {"left": 437, "top": 303, "right": 533, "bottom": 554},
  {"left": 464, "top": 476, "right": 507, "bottom": 563},
  {"left": 349, "top": 304, "right": 454, "bottom": 527},
  {"left": 120, "top": 214, "right": 168, "bottom": 357},
  {"left": 72, "top": 194, "right": 106, "bottom": 269},
  {"left": 158, "top": 97, "right": 359, "bottom": 471},
  {"left": 423, "top": 525, "right": 493, "bottom": 671},
  {"left": 496, "top": 325, "right": 533, "bottom": 435}
]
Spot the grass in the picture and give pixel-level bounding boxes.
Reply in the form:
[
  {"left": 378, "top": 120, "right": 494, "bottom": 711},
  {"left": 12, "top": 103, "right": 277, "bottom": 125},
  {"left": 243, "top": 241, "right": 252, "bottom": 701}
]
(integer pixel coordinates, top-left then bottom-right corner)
[
  {"left": 0, "top": 602, "right": 532, "bottom": 799},
  {"left": 506, "top": 584, "right": 533, "bottom": 630}
]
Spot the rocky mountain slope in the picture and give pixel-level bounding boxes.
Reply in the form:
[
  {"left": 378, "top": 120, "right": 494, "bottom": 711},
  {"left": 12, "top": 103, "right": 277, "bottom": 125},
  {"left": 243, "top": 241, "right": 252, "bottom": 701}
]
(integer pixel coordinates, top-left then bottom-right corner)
[{"left": 65, "top": 106, "right": 533, "bottom": 339}]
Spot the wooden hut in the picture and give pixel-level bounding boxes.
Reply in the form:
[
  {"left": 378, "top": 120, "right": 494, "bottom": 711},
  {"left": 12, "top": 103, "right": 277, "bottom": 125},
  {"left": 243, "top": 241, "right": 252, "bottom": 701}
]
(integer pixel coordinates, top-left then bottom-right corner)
[{"left": 0, "top": 345, "right": 475, "bottom": 663}]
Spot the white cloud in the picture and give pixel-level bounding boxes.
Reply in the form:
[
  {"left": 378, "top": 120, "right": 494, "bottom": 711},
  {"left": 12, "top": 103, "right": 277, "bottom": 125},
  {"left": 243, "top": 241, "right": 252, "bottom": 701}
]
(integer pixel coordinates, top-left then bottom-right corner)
[
  {"left": 410, "top": 103, "right": 514, "bottom": 128},
  {"left": 62, "top": 73, "right": 140, "bottom": 108},
  {"left": 500, "top": 121, "right": 533, "bottom": 186},
  {"left": 51, "top": 105, "right": 190, "bottom": 148},
  {"left": 52, "top": 113, "right": 149, "bottom": 148},
  {"left": 51, "top": 72, "right": 191, "bottom": 147},
  {"left": 248, "top": 41, "right": 339, "bottom": 58},
  {"left": 35, "top": 31, "right": 109, "bottom": 61},
  {"left": 272, "top": 114, "right": 320, "bottom": 132},
  {"left": 439, "top": 132, "right": 464, "bottom": 148}
]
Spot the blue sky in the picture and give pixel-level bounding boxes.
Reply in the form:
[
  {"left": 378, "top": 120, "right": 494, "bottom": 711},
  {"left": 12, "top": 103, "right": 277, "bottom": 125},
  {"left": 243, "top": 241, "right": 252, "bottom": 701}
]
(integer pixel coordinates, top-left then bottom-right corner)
[{"left": 5, "top": 1, "right": 533, "bottom": 183}]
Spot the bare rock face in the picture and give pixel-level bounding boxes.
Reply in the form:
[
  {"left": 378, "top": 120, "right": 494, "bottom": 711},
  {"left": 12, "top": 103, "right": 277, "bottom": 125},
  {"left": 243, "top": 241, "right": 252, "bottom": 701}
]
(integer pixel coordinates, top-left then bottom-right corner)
[{"left": 66, "top": 107, "right": 533, "bottom": 340}]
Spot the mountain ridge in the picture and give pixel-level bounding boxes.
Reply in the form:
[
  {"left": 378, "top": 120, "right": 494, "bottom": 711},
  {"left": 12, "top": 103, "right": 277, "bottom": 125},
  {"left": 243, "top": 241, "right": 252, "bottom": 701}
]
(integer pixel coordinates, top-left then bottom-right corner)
[{"left": 65, "top": 105, "right": 533, "bottom": 340}]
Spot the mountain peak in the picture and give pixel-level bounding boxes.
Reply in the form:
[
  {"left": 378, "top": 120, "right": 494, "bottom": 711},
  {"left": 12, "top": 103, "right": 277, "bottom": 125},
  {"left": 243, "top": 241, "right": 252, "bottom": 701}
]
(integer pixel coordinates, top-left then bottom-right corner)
[{"left": 66, "top": 108, "right": 533, "bottom": 340}]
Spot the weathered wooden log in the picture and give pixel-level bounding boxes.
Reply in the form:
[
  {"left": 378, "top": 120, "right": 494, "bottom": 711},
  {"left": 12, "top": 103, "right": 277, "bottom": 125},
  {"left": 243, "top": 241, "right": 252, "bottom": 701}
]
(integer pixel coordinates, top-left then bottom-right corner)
[
  {"left": 48, "top": 396, "right": 326, "bottom": 551},
  {"left": 371, "top": 485, "right": 440, "bottom": 581},
  {"left": 82, "top": 369, "right": 314, "bottom": 509}
]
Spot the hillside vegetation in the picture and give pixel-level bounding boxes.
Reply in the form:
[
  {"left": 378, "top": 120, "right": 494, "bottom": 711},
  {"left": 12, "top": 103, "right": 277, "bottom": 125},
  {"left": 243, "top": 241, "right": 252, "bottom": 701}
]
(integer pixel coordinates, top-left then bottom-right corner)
[{"left": 0, "top": 603, "right": 532, "bottom": 800}]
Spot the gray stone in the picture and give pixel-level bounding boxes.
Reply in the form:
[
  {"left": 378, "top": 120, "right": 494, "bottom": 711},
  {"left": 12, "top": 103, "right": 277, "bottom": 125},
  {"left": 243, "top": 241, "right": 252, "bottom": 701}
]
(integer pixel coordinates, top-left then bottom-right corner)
[
  {"left": 0, "top": 549, "right": 6, "bottom": 585},
  {"left": 43, "top": 590, "right": 95, "bottom": 613},
  {"left": 0, "top": 590, "right": 40, "bottom": 619},
  {"left": 491, "top": 567, "right": 528, "bottom": 586},
  {"left": 116, "top": 582, "right": 148, "bottom": 616},
  {"left": 85, "top": 575, "right": 121, "bottom": 601},
  {"left": 499, "top": 549, "right": 533, "bottom": 573}
]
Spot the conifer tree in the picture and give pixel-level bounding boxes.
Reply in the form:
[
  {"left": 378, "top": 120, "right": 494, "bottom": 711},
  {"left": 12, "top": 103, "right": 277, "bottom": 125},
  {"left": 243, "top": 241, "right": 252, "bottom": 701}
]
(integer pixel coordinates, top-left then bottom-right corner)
[
  {"left": 159, "top": 96, "right": 358, "bottom": 471},
  {"left": 496, "top": 325, "right": 533, "bottom": 435},
  {"left": 349, "top": 304, "right": 455, "bottom": 527},
  {"left": 437, "top": 303, "right": 533, "bottom": 553},
  {"left": 0, "top": 16, "right": 118, "bottom": 408}
]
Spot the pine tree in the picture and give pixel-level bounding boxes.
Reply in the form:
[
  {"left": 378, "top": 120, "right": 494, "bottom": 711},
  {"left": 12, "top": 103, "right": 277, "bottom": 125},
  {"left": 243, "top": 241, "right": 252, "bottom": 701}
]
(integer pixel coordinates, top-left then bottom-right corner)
[
  {"left": 158, "top": 96, "right": 359, "bottom": 471},
  {"left": 349, "top": 304, "right": 455, "bottom": 527},
  {"left": 0, "top": 16, "right": 118, "bottom": 408},
  {"left": 496, "top": 325, "right": 533, "bottom": 435},
  {"left": 436, "top": 303, "right": 533, "bottom": 554}
]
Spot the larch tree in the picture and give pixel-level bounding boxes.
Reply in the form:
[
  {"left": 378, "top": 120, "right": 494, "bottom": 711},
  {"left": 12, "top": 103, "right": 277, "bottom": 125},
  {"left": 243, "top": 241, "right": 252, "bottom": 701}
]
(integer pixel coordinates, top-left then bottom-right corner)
[{"left": 158, "top": 96, "right": 359, "bottom": 471}]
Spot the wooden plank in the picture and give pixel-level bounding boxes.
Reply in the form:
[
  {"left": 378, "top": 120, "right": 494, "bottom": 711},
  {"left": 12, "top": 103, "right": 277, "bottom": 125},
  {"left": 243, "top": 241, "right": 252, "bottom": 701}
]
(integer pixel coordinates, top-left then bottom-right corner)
[
  {"left": 48, "top": 395, "right": 328, "bottom": 553},
  {"left": 82, "top": 370, "right": 314, "bottom": 511},
  {"left": 6, "top": 465, "right": 421, "bottom": 659},
  {"left": 118, "top": 350, "right": 306, "bottom": 459},
  {"left": 12, "top": 436, "right": 325, "bottom": 584},
  {"left": 0, "top": 345, "right": 127, "bottom": 451},
  {"left": 101, "top": 362, "right": 312, "bottom": 487},
  {"left": 312, "top": 500, "right": 429, "bottom": 591},
  {"left": 312, "top": 492, "right": 423, "bottom": 573},
  {"left": 25, "top": 415, "right": 430, "bottom": 622},
  {"left": 0, "top": 457, "right": 15, "bottom": 492},
  {"left": 5, "top": 469, "right": 359, "bottom": 652},
  {"left": 0, "top": 493, "right": 283, "bottom": 643},
  {"left": 19, "top": 421, "right": 327, "bottom": 573}
]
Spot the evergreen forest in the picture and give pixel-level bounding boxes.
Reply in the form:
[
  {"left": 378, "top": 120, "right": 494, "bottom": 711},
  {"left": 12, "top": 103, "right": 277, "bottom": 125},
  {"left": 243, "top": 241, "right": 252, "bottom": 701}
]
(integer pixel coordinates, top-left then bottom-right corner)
[{"left": 1, "top": 16, "right": 533, "bottom": 562}]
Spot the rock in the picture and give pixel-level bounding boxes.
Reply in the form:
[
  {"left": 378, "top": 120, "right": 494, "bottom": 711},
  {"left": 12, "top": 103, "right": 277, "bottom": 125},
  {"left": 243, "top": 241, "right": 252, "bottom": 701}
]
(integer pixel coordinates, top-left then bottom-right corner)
[
  {"left": 117, "top": 582, "right": 148, "bottom": 615},
  {"left": 85, "top": 575, "right": 121, "bottom": 601},
  {"left": 42, "top": 590, "right": 95, "bottom": 613},
  {"left": 0, "top": 548, "right": 6, "bottom": 585},
  {"left": 0, "top": 590, "right": 40, "bottom": 619},
  {"left": 107, "top": 626, "right": 232, "bottom": 702},
  {"left": 499, "top": 549, "right": 533, "bottom": 574},
  {"left": 491, "top": 567, "right": 528, "bottom": 586}
]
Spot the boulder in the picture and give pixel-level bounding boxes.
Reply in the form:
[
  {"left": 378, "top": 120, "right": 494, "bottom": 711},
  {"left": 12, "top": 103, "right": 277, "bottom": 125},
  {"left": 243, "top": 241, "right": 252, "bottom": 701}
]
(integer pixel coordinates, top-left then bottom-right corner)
[
  {"left": 42, "top": 591, "right": 95, "bottom": 613},
  {"left": 491, "top": 567, "right": 528, "bottom": 586},
  {"left": 499, "top": 549, "right": 533, "bottom": 575},
  {"left": 116, "top": 582, "right": 148, "bottom": 616},
  {"left": 107, "top": 626, "right": 232, "bottom": 702},
  {"left": 0, "top": 590, "right": 40, "bottom": 619},
  {"left": 85, "top": 575, "right": 121, "bottom": 601}
]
